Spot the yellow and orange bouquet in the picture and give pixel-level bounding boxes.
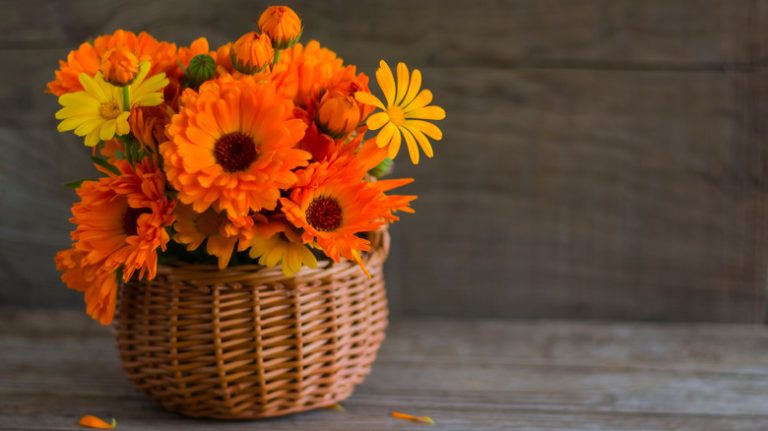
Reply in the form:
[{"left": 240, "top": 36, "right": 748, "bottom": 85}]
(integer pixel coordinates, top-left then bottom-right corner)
[{"left": 49, "top": 6, "right": 444, "bottom": 325}]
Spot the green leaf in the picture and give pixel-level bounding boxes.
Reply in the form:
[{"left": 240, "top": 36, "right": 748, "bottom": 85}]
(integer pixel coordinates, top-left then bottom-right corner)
[
  {"left": 91, "top": 156, "right": 120, "bottom": 175},
  {"left": 64, "top": 179, "right": 94, "bottom": 189}
]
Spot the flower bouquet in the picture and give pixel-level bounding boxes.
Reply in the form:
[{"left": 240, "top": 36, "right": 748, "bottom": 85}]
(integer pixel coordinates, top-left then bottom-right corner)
[{"left": 49, "top": 5, "right": 444, "bottom": 419}]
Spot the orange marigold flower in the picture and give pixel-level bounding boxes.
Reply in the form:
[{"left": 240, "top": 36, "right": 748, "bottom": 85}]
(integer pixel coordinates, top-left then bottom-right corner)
[
  {"left": 55, "top": 159, "right": 173, "bottom": 325},
  {"left": 294, "top": 65, "right": 374, "bottom": 161},
  {"left": 316, "top": 91, "right": 362, "bottom": 138},
  {"left": 295, "top": 107, "right": 338, "bottom": 162},
  {"left": 55, "top": 249, "right": 118, "bottom": 325},
  {"left": 47, "top": 29, "right": 177, "bottom": 96},
  {"left": 70, "top": 159, "right": 174, "bottom": 279},
  {"left": 281, "top": 139, "right": 415, "bottom": 273},
  {"left": 258, "top": 6, "right": 302, "bottom": 49},
  {"left": 129, "top": 104, "right": 173, "bottom": 151},
  {"left": 271, "top": 40, "right": 344, "bottom": 106},
  {"left": 100, "top": 47, "right": 139, "bottom": 86},
  {"left": 326, "top": 65, "right": 375, "bottom": 120},
  {"left": 160, "top": 75, "right": 310, "bottom": 218},
  {"left": 231, "top": 32, "right": 274, "bottom": 74}
]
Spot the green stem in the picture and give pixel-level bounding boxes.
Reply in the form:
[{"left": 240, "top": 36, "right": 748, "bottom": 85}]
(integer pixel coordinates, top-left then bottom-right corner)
[
  {"left": 122, "top": 85, "right": 130, "bottom": 112},
  {"left": 273, "top": 49, "right": 281, "bottom": 65}
]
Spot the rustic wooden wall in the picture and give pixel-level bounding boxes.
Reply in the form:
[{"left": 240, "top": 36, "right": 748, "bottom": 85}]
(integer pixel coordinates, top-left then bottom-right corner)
[{"left": 1, "top": 0, "right": 767, "bottom": 321}]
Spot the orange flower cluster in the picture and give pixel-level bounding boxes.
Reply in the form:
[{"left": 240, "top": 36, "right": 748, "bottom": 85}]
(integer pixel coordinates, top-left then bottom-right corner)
[{"left": 49, "top": 6, "right": 443, "bottom": 325}]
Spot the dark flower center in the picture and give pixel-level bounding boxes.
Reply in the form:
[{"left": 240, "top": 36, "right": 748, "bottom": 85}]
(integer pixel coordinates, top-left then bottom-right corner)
[
  {"left": 306, "top": 196, "right": 343, "bottom": 232},
  {"left": 123, "top": 207, "right": 151, "bottom": 237},
  {"left": 214, "top": 132, "right": 257, "bottom": 172}
]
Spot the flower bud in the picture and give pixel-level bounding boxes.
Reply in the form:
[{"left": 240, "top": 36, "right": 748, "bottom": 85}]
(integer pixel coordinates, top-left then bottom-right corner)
[
  {"left": 368, "top": 157, "right": 394, "bottom": 179},
  {"left": 230, "top": 32, "right": 274, "bottom": 74},
  {"left": 100, "top": 48, "right": 139, "bottom": 86},
  {"left": 185, "top": 54, "right": 216, "bottom": 89},
  {"left": 129, "top": 105, "right": 172, "bottom": 151},
  {"left": 316, "top": 92, "right": 362, "bottom": 138},
  {"left": 258, "top": 6, "right": 302, "bottom": 49}
]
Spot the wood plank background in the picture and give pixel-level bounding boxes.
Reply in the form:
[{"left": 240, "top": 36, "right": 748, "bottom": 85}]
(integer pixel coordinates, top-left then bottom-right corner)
[{"left": 1, "top": 0, "right": 767, "bottom": 321}]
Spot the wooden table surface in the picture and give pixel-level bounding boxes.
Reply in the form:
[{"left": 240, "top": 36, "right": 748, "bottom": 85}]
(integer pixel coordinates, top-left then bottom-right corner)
[{"left": 2, "top": 309, "right": 768, "bottom": 431}]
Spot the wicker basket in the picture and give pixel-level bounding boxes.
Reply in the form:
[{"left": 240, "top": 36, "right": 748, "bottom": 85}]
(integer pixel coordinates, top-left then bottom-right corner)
[{"left": 115, "top": 229, "right": 390, "bottom": 419}]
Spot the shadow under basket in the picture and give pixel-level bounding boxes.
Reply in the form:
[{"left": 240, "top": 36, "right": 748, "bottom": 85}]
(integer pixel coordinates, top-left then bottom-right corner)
[{"left": 115, "top": 229, "right": 390, "bottom": 419}]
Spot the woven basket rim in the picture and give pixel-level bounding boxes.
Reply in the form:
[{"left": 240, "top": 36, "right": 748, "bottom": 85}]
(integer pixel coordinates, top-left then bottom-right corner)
[{"left": 153, "top": 228, "right": 390, "bottom": 285}]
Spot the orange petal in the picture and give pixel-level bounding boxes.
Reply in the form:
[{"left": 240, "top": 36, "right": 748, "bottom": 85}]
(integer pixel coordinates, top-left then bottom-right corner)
[
  {"left": 391, "top": 411, "right": 435, "bottom": 425},
  {"left": 79, "top": 415, "right": 117, "bottom": 429}
]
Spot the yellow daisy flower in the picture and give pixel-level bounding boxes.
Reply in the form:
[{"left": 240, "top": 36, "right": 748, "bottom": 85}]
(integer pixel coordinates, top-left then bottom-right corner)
[
  {"left": 127, "top": 61, "right": 169, "bottom": 107},
  {"left": 56, "top": 61, "right": 168, "bottom": 147},
  {"left": 249, "top": 220, "right": 318, "bottom": 276},
  {"left": 355, "top": 60, "right": 445, "bottom": 164}
]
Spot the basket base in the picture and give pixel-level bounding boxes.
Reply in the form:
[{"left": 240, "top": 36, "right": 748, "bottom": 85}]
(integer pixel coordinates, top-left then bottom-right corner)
[{"left": 154, "top": 385, "right": 356, "bottom": 420}]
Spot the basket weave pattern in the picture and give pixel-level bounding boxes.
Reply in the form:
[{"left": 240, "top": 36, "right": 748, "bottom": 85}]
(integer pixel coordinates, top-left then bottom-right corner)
[{"left": 115, "top": 231, "right": 389, "bottom": 419}]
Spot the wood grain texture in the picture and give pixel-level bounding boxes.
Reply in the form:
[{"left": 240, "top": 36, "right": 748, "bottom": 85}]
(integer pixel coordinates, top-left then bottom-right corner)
[
  {"left": 0, "top": 0, "right": 767, "bottom": 320},
  {"left": 2, "top": 309, "right": 768, "bottom": 430}
]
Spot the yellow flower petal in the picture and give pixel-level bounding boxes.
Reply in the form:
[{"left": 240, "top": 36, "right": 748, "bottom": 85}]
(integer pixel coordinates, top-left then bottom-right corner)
[
  {"left": 401, "top": 126, "right": 420, "bottom": 165},
  {"left": 99, "top": 120, "right": 116, "bottom": 141},
  {"left": 58, "top": 116, "right": 87, "bottom": 132},
  {"left": 84, "top": 129, "right": 101, "bottom": 147},
  {"left": 405, "top": 119, "right": 442, "bottom": 140},
  {"left": 401, "top": 68, "right": 422, "bottom": 106},
  {"left": 406, "top": 105, "right": 446, "bottom": 121},
  {"left": 376, "top": 122, "right": 397, "bottom": 148},
  {"left": 406, "top": 126, "right": 434, "bottom": 158},
  {"left": 395, "top": 62, "right": 409, "bottom": 105},
  {"left": 298, "top": 245, "right": 318, "bottom": 268},
  {"left": 265, "top": 245, "right": 283, "bottom": 268},
  {"left": 376, "top": 60, "right": 396, "bottom": 107},
  {"left": 388, "top": 127, "right": 402, "bottom": 159},
  {"left": 73, "top": 118, "right": 103, "bottom": 136},
  {"left": 283, "top": 247, "right": 300, "bottom": 275},
  {"left": 116, "top": 113, "right": 131, "bottom": 135},
  {"left": 56, "top": 104, "right": 97, "bottom": 119},
  {"left": 366, "top": 112, "right": 390, "bottom": 130},
  {"left": 354, "top": 91, "right": 385, "bottom": 110},
  {"left": 78, "top": 74, "right": 109, "bottom": 102},
  {"left": 403, "top": 89, "right": 433, "bottom": 112},
  {"left": 207, "top": 235, "right": 236, "bottom": 269},
  {"left": 131, "top": 69, "right": 169, "bottom": 107}
]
